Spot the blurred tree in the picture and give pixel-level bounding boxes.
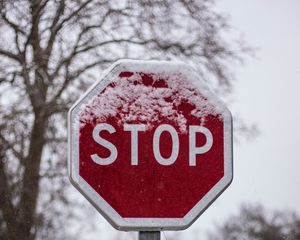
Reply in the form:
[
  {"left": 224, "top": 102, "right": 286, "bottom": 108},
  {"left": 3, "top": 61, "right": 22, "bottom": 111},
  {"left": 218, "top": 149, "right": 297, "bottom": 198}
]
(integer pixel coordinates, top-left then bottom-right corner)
[
  {"left": 0, "top": 0, "right": 251, "bottom": 239},
  {"left": 208, "top": 204, "right": 300, "bottom": 240}
]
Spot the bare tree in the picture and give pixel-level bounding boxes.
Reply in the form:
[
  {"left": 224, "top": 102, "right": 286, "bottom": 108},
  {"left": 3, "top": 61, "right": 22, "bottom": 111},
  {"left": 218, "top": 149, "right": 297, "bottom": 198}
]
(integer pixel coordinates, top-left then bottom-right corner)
[
  {"left": 0, "top": 0, "right": 250, "bottom": 239},
  {"left": 208, "top": 204, "right": 300, "bottom": 240}
]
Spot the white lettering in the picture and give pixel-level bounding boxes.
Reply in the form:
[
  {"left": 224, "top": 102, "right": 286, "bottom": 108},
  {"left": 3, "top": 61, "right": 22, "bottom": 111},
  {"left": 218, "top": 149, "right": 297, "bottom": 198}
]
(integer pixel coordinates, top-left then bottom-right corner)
[
  {"left": 90, "top": 123, "right": 214, "bottom": 166},
  {"left": 189, "top": 126, "right": 213, "bottom": 166},
  {"left": 124, "top": 124, "right": 146, "bottom": 165},
  {"left": 91, "top": 123, "right": 117, "bottom": 165},
  {"left": 153, "top": 124, "right": 179, "bottom": 165}
]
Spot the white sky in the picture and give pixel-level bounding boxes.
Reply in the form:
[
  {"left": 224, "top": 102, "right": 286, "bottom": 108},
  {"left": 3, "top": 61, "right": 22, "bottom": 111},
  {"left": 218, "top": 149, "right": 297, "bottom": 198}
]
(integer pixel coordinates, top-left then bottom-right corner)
[
  {"left": 220, "top": 0, "right": 300, "bottom": 210},
  {"left": 185, "top": 0, "right": 300, "bottom": 238},
  {"left": 77, "top": 1, "right": 300, "bottom": 239}
]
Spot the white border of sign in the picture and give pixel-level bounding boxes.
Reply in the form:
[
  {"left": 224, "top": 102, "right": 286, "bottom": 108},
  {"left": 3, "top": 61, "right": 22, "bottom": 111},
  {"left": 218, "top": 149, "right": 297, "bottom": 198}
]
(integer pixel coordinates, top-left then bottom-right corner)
[{"left": 68, "top": 59, "right": 233, "bottom": 231}]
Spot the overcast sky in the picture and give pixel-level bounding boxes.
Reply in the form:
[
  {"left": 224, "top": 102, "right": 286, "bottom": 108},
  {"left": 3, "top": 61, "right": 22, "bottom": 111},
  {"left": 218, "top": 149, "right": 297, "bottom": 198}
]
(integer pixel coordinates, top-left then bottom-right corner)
[
  {"left": 189, "top": 0, "right": 300, "bottom": 237},
  {"left": 78, "top": 1, "right": 300, "bottom": 239},
  {"left": 220, "top": 0, "right": 300, "bottom": 210}
]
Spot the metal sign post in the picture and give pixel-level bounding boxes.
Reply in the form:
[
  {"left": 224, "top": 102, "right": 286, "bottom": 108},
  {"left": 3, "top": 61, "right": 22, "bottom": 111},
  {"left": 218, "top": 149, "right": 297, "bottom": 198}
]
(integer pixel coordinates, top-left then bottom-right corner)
[{"left": 139, "top": 231, "right": 160, "bottom": 240}]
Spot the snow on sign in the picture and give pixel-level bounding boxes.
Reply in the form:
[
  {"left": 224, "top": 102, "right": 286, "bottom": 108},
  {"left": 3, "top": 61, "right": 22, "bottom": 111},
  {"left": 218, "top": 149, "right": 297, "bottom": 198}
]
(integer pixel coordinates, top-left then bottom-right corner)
[{"left": 68, "top": 60, "right": 233, "bottom": 231}]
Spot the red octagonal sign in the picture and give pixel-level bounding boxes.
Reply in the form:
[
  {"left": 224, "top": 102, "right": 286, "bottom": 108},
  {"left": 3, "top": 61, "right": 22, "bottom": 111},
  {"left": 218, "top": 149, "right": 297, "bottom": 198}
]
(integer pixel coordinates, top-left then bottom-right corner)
[{"left": 68, "top": 60, "right": 233, "bottom": 231}]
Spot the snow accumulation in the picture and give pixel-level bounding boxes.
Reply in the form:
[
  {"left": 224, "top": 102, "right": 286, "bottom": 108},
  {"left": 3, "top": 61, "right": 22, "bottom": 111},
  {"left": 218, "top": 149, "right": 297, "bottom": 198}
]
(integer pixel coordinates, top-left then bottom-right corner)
[{"left": 79, "top": 68, "right": 219, "bottom": 134}]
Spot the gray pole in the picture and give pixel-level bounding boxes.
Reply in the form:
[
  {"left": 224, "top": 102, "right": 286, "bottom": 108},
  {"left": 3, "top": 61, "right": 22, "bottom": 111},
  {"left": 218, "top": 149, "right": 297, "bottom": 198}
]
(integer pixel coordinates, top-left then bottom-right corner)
[{"left": 139, "top": 231, "right": 160, "bottom": 240}]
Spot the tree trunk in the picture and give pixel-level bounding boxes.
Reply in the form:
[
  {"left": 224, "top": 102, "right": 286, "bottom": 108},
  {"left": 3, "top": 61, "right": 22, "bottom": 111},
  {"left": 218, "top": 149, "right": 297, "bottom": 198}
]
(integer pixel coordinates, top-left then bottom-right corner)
[
  {"left": 17, "top": 112, "right": 47, "bottom": 240},
  {"left": 0, "top": 154, "right": 17, "bottom": 239}
]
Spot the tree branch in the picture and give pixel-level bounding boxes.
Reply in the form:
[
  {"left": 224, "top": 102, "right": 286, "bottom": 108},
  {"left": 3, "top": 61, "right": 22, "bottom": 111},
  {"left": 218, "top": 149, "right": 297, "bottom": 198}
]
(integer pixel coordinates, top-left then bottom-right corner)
[
  {"left": 46, "top": 59, "right": 113, "bottom": 115},
  {"left": 0, "top": 134, "right": 25, "bottom": 162},
  {"left": 58, "top": 0, "right": 93, "bottom": 26},
  {"left": 44, "top": 0, "right": 65, "bottom": 61},
  {"left": 46, "top": 0, "right": 93, "bottom": 46},
  {"left": 0, "top": 10, "right": 27, "bottom": 35},
  {"left": 0, "top": 49, "right": 22, "bottom": 62}
]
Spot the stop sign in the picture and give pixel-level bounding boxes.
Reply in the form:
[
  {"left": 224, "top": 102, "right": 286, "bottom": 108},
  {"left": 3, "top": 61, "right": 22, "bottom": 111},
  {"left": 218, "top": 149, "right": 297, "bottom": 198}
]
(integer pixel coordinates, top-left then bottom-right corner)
[{"left": 68, "top": 60, "right": 233, "bottom": 231}]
